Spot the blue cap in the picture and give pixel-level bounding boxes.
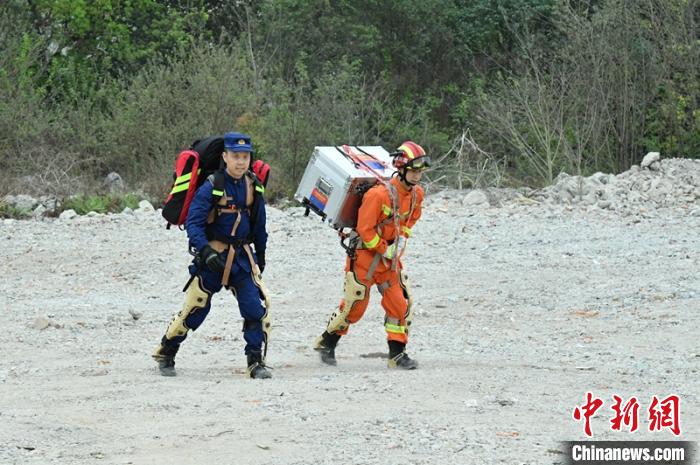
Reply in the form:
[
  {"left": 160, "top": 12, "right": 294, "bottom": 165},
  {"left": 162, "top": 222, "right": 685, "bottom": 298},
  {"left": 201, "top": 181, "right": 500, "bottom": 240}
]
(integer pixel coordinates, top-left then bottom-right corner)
[{"left": 223, "top": 132, "right": 253, "bottom": 152}]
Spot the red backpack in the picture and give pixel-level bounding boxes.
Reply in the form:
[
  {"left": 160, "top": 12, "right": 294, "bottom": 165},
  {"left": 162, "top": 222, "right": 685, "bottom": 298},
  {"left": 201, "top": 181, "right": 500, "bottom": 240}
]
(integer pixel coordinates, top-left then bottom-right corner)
[{"left": 162, "top": 137, "right": 271, "bottom": 228}]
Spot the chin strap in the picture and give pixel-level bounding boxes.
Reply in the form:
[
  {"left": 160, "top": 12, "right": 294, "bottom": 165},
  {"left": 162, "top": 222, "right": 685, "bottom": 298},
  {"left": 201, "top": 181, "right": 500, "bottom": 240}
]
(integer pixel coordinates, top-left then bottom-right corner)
[{"left": 397, "top": 169, "right": 416, "bottom": 187}]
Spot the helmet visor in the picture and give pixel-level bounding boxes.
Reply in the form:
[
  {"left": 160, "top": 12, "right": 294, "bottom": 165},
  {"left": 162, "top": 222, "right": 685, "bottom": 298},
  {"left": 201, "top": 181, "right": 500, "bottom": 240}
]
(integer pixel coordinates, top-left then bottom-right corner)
[{"left": 405, "top": 156, "right": 431, "bottom": 170}]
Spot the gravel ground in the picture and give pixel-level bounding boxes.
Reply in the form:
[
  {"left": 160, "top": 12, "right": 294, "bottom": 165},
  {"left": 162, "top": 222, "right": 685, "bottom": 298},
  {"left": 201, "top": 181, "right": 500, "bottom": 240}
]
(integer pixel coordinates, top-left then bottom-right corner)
[{"left": 1, "top": 160, "right": 698, "bottom": 465}]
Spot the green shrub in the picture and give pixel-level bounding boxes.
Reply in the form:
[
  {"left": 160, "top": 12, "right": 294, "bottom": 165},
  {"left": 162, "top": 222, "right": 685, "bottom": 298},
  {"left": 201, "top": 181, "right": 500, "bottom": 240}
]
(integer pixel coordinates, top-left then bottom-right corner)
[
  {"left": 0, "top": 202, "right": 32, "bottom": 219},
  {"left": 61, "top": 193, "right": 142, "bottom": 215}
]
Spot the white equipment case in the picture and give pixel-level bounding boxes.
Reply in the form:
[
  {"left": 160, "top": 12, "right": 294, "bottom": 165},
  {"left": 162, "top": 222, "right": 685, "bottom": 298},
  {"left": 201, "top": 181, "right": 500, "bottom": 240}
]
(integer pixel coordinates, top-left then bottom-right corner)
[{"left": 294, "top": 145, "right": 395, "bottom": 229}]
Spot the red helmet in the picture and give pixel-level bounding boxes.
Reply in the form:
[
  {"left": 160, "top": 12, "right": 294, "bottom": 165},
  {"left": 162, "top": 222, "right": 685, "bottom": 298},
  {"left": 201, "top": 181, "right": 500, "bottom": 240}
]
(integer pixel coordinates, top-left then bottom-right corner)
[{"left": 393, "top": 141, "right": 431, "bottom": 170}]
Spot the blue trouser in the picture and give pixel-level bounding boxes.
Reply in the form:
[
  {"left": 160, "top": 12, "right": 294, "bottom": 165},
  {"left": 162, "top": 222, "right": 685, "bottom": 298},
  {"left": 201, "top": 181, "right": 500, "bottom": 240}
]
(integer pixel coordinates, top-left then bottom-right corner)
[{"left": 166, "top": 261, "right": 266, "bottom": 355}]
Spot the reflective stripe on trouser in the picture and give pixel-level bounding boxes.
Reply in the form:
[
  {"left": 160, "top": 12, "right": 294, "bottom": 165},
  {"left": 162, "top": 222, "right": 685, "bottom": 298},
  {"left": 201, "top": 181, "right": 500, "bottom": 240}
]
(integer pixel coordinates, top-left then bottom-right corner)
[
  {"left": 384, "top": 317, "right": 408, "bottom": 336},
  {"left": 163, "top": 263, "right": 267, "bottom": 354},
  {"left": 333, "top": 251, "right": 410, "bottom": 344}
]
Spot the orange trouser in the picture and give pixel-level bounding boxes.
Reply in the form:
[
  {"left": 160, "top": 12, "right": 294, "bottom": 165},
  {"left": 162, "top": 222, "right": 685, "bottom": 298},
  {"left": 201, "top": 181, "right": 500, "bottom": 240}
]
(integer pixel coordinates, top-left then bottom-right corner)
[{"left": 335, "top": 250, "right": 409, "bottom": 344}]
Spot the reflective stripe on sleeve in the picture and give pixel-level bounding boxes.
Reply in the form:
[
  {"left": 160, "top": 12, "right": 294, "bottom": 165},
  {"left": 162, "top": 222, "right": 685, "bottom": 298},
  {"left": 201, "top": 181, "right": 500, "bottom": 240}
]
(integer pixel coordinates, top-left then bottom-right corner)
[{"left": 363, "top": 234, "right": 381, "bottom": 249}]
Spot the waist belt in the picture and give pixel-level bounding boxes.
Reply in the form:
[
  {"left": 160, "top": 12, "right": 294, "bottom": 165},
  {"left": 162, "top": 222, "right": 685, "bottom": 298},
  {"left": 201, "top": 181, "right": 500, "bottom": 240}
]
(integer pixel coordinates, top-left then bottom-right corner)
[
  {"left": 209, "top": 239, "right": 230, "bottom": 254},
  {"left": 207, "top": 235, "right": 251, "bottom": 252},
  {"left": 206, "top": 226, "right": 252, "bottom": 246},
  {"left": 210, "top": 239, "right": 257, "bottom": 287}
]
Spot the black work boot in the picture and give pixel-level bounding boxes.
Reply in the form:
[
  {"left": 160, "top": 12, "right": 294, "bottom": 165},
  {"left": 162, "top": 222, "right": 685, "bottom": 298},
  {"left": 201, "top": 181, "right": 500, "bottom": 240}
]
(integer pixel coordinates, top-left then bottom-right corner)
[
  {"left": 246, "top": 351, "right": 272, "bottom": 379},
  {"left": 387, "top": 340, "right": 418, "bottom": 370},
  {"left": 152, "top": 338, "right": 179, "bottom": 377},
  {"left": 313, "top": 331, "right": 341, "bottom": 366}
]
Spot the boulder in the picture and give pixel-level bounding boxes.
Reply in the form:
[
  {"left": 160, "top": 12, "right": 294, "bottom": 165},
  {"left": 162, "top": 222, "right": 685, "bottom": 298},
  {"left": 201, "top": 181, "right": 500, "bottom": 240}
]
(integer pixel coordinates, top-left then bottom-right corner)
[
  {"left": 641, "top": 152, "right": 660, "bottom": 168},
  {"left": 103, "top": 172, "right": 126, "bottom": 194}
]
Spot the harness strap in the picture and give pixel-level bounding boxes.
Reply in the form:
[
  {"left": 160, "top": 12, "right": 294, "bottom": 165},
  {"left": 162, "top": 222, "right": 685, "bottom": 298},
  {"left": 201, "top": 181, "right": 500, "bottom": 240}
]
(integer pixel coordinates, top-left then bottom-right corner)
[
  {"left": 377, "top": 281, "right": 391, "bottom": 294},
  {"left": 242, "top": 244, "right": 259, "bottom": 273},
  {"left": 221, "top": 212, "right": 242, "bottom": 286},
  {"left": 209, "top": 174, "right": 258, "bottom": 286},
  {"left": 207, "top": 174, "right": 255, "bottom": 225},
  {"left": 365, "top": 253, "right": 382, "bottom": 281},
  {"left": 408, "top": 188, "right": 417, "bottom": 221},
  {"left": 217, "top": 199, "right": 239, "bottom": 214},
  {"left": 386, "top": 186, "right": 417, "bottom": 269},
  {"left": 245, "top": 175, "right": 254, "bottom": 208},
  {"left": 400, "top": 187, "right": 418, "bottom": 249},
  {"left": 361, "top": 183, "right": 418, "bottom": 275},
  {"left": 376, "top": 186, "right": 399, "bottom": 230},
  {"left": 387, "top": 184, "right": 401, "bottom": 271}
]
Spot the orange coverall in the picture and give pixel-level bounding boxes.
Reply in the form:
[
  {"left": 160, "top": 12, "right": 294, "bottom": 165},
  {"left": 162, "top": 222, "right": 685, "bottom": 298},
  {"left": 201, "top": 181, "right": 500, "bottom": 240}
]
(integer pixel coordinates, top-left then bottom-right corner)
[{"left": 336, "top": 176, "right": 424, "bottom": 344}]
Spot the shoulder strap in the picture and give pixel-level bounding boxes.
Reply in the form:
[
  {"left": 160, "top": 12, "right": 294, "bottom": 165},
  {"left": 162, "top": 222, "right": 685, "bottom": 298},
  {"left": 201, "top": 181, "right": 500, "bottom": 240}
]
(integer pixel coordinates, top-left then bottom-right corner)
[
  {"left": 204, "top": 171, "right": 227, "bottom": 225},
  {"left": 209, "top": 170, "right": 226, "bottom": 200},
  {"left": 246, "top": 170, "right": 265, "bottom": 241},
  {"left": 387, "top": 183, "right": 399, "bottom": 211},
  {"left": 246, "top": 170, "right": 265, "bottom": 194},
  {"left": 407, "top": 187, "right": 417, "bottom": 219},
  {"left": 244, "top": 173, "right": 254, "bottom": 208},
  {"left": 375, "top": 182, "right": 399, "bottom": 229}
]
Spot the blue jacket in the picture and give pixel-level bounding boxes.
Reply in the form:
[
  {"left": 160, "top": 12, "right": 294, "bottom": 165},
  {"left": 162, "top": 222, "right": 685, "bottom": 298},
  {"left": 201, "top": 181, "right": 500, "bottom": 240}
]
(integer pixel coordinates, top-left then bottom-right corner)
[{"left": 185, "top": 170, "right": 267, "bottom": 273}]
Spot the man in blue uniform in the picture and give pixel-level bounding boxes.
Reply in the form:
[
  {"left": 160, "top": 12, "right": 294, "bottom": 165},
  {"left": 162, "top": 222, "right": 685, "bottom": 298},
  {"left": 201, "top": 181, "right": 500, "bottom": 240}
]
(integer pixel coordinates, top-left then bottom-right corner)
[{"left": 152, "top": 132, "right": 272, "bottom": 379}]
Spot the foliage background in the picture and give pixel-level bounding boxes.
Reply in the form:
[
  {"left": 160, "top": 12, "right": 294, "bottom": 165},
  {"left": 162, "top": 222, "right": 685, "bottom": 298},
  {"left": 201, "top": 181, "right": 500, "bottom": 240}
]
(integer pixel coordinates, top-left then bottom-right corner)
[{"left": 1, "top": 0, "right": 698, "bottom": 200}]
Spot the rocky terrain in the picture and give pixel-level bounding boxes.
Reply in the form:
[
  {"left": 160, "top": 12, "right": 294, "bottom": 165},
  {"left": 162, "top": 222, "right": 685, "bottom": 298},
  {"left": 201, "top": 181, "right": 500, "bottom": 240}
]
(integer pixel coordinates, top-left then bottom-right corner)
[{"left": 1, "top": 156, "right": 698, "bottom": 464}]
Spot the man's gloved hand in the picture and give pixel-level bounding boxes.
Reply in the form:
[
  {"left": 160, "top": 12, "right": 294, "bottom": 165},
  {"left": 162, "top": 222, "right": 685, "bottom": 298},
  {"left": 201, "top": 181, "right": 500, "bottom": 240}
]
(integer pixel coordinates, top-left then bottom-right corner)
[
  {"left": 257, "top": 251, "right": 266, "bottom": 274},
  {"left": 383, "top": 236, "right": 408, "bottom": 260},
  {"left": 201, "top": 245, "right": 226, "bottom": 274},
  {"left": 382, "top": 242, "right": 397, "bottom": 259}
]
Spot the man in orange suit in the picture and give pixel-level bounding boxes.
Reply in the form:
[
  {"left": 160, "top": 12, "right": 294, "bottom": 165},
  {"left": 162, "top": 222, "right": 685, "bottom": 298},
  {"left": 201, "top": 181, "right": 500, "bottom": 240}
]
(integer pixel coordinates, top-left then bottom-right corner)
[{"left": 314, "top": 141, "right": 430, "bottom": 370}]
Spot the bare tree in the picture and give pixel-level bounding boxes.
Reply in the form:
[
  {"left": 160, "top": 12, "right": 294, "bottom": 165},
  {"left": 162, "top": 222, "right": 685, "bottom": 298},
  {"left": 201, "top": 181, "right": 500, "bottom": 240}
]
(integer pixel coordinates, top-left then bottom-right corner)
[{"left": 434, "top": 129, "right": 505, "bottom": 188}]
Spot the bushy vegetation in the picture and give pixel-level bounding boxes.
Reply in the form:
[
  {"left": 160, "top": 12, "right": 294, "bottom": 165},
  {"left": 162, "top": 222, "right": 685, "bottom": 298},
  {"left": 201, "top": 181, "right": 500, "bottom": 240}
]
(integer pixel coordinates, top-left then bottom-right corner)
[
  {"left": 61, "top": 193, "right": 142, "bottom": 215},
  {"left": 0, "top": 201, "right": 32, "bottom": 219},
  {"left": 1, "top": 0, "right": 698, "bottom": 203}
]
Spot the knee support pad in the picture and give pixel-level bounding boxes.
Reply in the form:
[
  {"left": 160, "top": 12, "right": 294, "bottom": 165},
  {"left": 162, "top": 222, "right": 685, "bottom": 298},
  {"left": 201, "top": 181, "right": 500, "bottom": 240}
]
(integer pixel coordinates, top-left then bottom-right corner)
[
  {"left": 326, "top": 271, "right": 367, "bottom": 333},
  {"left": 250, "top": 271, "right": 271, "bottom": 358},
  {"left": 165, "top": 275, "right": 211, "bottom": 339},
  {"left": 261, "top": 309, "right": 271, "bottom": 358},
  {"left": 251, "top": 269, "right": 271, "bottom": 311},
  {"left": 242, "top": 319, "right": 262, "bottom": 332},
  {"left": 399, "top": 270, "right": 414, "bottom": 333},
  {"left": 242, "top": 315, "right": 271, "bottom": 359}
]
